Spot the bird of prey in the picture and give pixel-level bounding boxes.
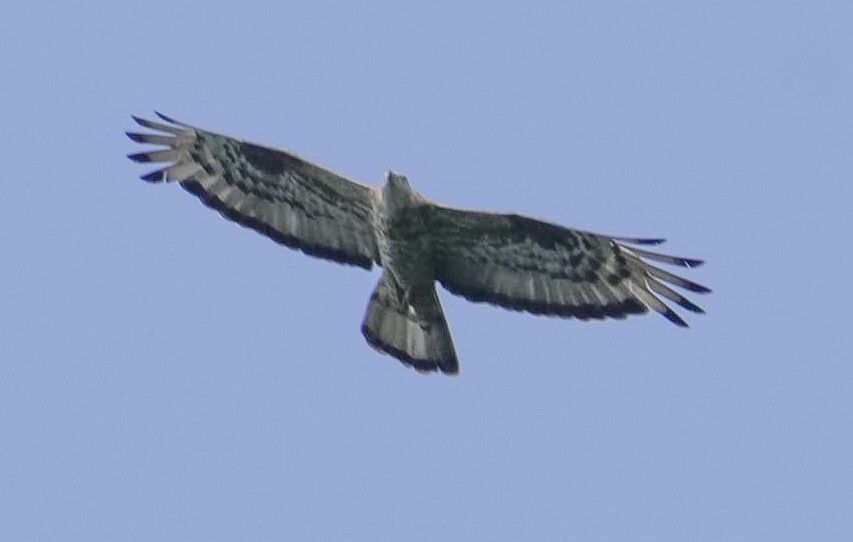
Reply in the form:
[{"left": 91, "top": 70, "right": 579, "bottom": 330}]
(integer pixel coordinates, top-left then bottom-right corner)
[{"left": 127, "top": 113, "right": 710, "bottom": 375}]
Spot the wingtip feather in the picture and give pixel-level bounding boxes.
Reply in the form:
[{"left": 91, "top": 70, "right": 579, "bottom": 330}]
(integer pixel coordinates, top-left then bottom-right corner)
[
  {"left": 140, "top": 169, "right": 166, "bottom": 183},
  {"left": 635, "top": 238, "right": 666, "bottom": 245},
  {"left": 662, "top": 307, "right": 689, "bottom": 327},
  {"left": 154, "top": 111, "right": 187, "bottom": 126},
  {"left": 127, "top": 151, "right": 152, "bottom": 163},
  {"left": 616, "top": 236, "right": 666, "bottom": 245},
  {"left": 130, "top": 114, "right": 184, "bottom": 134}
]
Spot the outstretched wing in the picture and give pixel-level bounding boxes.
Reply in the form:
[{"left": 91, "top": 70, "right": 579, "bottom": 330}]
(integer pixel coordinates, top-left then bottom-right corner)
[
  {"left": 425, "top": 206, "right": 710, "bottom": 326},
  {"left": 127, "top": 113, "right": 381, "bottom": 269}
]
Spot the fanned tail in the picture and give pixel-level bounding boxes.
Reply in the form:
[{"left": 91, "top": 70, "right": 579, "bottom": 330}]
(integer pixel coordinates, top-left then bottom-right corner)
[{"left": 361, "top": 274, "right": 459, "bottom": 374}]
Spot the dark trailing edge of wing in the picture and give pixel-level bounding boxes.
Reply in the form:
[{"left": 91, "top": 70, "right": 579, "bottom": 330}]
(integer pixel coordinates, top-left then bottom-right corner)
[
  {"left": 432, "top": 208, "right": 709, "bottom": 327},
  {"left": 439, "top": 281, "right": 650, "bottom": 322},
  {"left": 179, "top": 178, "right": 375, "bottom": 269},
  {"left": 126, "top": 114, "right": 375, "bottom": 270}
]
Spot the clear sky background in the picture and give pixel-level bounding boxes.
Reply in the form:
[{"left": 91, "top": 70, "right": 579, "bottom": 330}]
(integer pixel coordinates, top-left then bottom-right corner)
[{"left": 2, "top": 1, "right": 851, "bottom": 540}]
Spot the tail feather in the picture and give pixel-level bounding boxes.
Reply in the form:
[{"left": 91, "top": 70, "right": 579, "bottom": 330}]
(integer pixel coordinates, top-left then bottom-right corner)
[{"left": 361, "top": 274, "right": 459, "bottom": 374}]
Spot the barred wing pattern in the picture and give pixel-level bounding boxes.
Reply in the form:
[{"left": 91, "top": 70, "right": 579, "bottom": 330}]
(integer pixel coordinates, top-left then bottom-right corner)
[
  {"left": 127, "top": 113, "right": 380, "bottom": 269},
  {"left": 426, "top": 207, "right": 710, "bottom": 326}
]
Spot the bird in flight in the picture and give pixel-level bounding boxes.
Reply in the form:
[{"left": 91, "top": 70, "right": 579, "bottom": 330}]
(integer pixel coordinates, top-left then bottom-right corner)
[{"left": 127, "top": 113, "right": 710, "bottom": 375}]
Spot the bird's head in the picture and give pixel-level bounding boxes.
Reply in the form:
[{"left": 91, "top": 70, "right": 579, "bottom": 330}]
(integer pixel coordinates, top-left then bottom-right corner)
[
  {"left": 384, "top": 171, "right": 410, "bottom": 189},
  {"left": 382, "top": 171, "right": 420, "bottom": 214}
]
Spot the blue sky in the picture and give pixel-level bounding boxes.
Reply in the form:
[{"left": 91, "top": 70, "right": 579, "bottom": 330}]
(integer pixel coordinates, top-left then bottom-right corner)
[{"left": 1, "top": 1, "right": 851, "bottom": 540}]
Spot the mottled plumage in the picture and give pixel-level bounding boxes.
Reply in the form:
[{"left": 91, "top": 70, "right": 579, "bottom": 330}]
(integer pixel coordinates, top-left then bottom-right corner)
[{"left": 127, "top": 113, "right": 710, "bottom": 375}]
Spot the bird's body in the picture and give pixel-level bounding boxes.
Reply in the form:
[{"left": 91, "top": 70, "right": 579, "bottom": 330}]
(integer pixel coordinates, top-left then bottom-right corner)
[
  {"left": 377, "top": 174, "right": 435, "bottom": 294},
  {"left": 364, "top": 173, "right": 458, "bottom": 372},
  {"left": 128, "top": 113, "right": 710, "bottom": 375}
]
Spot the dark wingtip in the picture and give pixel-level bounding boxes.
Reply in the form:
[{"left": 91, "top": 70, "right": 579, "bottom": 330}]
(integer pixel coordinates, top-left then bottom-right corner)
[
  {"left": 154, "top": 111, "right": 183, "bottom": 125},
  {"left": 127, "top": 152, "right": 152, "bottom": 163},
  {"left": 661, "top": 307, "right": 689, "bottom": 327},
  {"left": 140, "top": 169, "right": 166, "bottom": 183},
  {"left": 681, "top": 300, "right": 705, "bottom": 314},
  {"left": 126, "top": 132, "right": 145, "bottom": 142},
  {"left": 616, "top": 237, "right": 666, "bottom": 246},
  {"left": 681, "top": 258, "right": 704, "bottom": 268},
  {"left": 636, "top": 238, "right": 666, "bottom": 245},
  {"left": 131, "top": 115, "right": 147, "bottom": 127}
]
